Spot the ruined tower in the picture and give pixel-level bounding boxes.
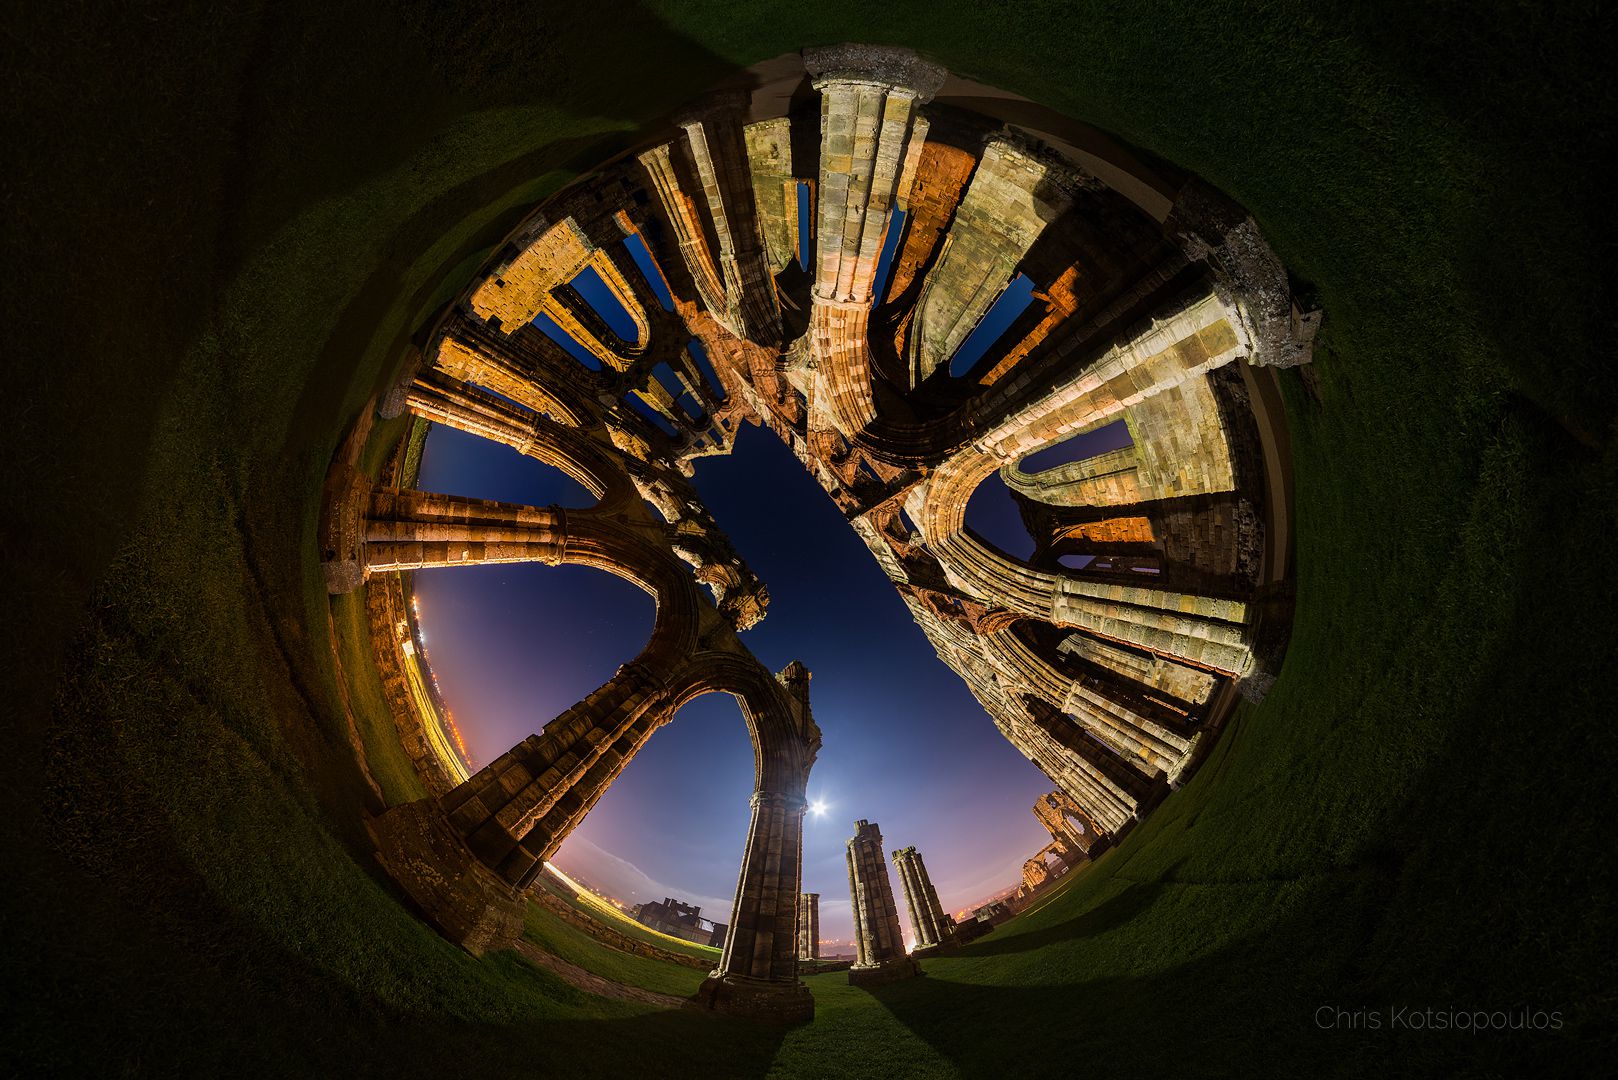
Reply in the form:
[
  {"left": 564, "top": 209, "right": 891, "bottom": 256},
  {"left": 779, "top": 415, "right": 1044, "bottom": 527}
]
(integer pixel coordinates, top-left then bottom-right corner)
[
  {"left": 892, "top": 846, "right": 955, "bottom": 950},
  {"left": 797, "top": 892, "right": 820, "bottom": 960},
  {"left": 845, "top": 820, "right": 921, "bottom": 985}
]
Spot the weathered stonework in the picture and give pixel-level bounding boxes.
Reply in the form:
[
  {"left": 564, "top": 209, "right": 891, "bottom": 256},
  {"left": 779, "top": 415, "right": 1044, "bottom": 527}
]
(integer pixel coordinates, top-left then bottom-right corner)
[
  {"left": 797, "top": 45, "right": 942, "bottom": 435},
  {"left": 892, "top": 846, "right": 955, "bottom": 949},
  {"left": 1033, "top": 791, "right": 1108, "bottom": 860},
  {"left": 796, "top": 892, "right": 820, "bottom": 960},
  {"left": 743, "top": 118, "right": 797, "bottom": 273},
  {"left": 641, "top": 93, "right": 782, "bottom": 346},
  {"left": 846, "top": 820, "right": 922, "bottom": 985},
  {"left": 332, "top": 46, "right": 1305, "bottom": 994},
  {"left": 907, "top": 136, "right": 1077, "bottom": 385}
]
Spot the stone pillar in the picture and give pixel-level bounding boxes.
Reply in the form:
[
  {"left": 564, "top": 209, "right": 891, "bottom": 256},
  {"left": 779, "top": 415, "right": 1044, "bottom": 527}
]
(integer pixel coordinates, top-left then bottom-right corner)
[
  {"left": 1059, "top": 633, "right": 1216, "bottom": 706},
  {"left": 368, "top": 662, "right": 672, "bottom": 954},
  {"left": 845, "top": 819, "right": 921, "bottom": 985},
  {"left": 695, "top": 791, "right": 814, "bottom": 1023},
  {"left": 797, "top": 892, "right": 820, "bottom": 960},
  {"left": 405, "top": 366, "right": 541, "bottom": 454},
  {"left": 892, "top": 846, "right": 955, "bottom": 949},
  {"left": 743, "top": 117, "right": 796, "bottom": 273},
  {"left": 800, "top": 45, "right": 944, "bottom": 434},
  {"left": 362, "top": 489, "right": 567, "bottom": 573}
]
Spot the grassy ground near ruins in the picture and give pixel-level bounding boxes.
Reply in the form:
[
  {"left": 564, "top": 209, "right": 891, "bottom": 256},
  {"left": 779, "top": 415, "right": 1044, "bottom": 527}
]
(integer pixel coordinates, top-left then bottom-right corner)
[
  {"left": 536, "top": 871, "right": 724, "bottom": 962},
  {"left": 5, "top": 1, "right": 1613, "bottom": 1077},
  {"left": 522, "top": 904, "right": 710, "bottom": 998}
]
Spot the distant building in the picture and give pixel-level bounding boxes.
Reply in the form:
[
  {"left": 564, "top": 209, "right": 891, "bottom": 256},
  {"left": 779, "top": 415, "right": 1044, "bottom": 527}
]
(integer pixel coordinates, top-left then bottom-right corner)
[{"left": 629, "top": 897, "right": 727, "bottom": 948}]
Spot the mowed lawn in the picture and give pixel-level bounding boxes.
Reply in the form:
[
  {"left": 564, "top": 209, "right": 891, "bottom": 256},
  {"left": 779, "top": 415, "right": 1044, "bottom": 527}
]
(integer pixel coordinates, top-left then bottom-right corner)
[{"left": 7, "top": 2, "right": 1612, "bottom": 1078}]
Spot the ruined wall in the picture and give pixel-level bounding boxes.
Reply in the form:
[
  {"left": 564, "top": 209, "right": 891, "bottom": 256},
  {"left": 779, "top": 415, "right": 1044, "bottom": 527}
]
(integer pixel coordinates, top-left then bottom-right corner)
[
  {"left": 907, "top": 137, "right": 1074, "bottom": 384},
  {"left": 341, "top": 46, "right": 1305, "bottom": 956}
]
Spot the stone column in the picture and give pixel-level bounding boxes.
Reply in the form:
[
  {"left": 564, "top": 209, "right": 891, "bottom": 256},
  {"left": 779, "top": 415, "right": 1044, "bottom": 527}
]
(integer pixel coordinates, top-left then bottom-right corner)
[
  {"left": 797, "top": 892, "right": 821, "bottom": 960},
  {"left": 362, "top": 489, "right": 567, "bottom": 573},
  {"left": 893, "top": 846, "right": 955, "bottom": 949},
  {"left": 679, "top": 94, "right": 782, "bottom": 344},
  {"left": 800, "top": 45, "right": 944, "bottom": 434},
  {"left": 845, "top": 819, "right": 921, "bottom": 985},
  {"left": 405, "top": 367, "right": 541, "bottom": 454},
  {"left": 368, "top": 662, "right": 671, "bottom": 954},
  {"left": 1015, "top": 697, "right": 1167, "bottom": 831},
  {"left": 695, "top": 791, "right": 814, "bottom": 1022}
]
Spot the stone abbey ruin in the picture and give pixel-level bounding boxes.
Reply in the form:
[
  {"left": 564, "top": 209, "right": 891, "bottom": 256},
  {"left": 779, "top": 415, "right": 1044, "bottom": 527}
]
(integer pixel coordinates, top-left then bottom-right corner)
[
  {"left": 12, "top": 6, "right": 1611, "bottom": 1076},
  {"left": 316, "top": 43, "right": 1311, "bottom": 1021}
]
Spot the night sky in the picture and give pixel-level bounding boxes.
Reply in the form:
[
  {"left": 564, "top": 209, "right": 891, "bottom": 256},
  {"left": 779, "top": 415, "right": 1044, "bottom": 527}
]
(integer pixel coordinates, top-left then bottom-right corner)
[{"left": 414, "top": 422, "right": 1060, "bottom": 945}]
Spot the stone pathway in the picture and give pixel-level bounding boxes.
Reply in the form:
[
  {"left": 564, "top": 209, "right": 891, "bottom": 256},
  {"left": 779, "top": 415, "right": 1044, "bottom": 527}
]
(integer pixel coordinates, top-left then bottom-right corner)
[{"left": 513, "top": 939, "right": 698, "bottom": 1010}]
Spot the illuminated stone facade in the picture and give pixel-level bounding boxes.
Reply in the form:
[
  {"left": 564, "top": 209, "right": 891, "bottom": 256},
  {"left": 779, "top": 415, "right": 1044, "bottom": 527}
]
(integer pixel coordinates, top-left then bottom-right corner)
[{"left": 326, "top": 41, "right": 1307, "bottom": 1019}]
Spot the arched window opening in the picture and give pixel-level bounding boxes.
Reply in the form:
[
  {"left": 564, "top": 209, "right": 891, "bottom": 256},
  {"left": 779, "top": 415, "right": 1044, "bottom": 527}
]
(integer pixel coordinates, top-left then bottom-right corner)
[
  {"left": 675, "top": 394, "right": 706, "bottom": 424},
  {"left": 964, "top": 470, "right": 1037, "bottom": 562},
  {"left": 651, "top": 362, "right": 688, "bottom": 399},
  {"left": 569, "top": 265, "right": 642, "bottom": 344},
  {"left": 1018, "top": 418, "right": 1134, "bottom": 475},
  {"left": 1074, "top": 554, "right": 1163, "bottom": 576},
  {"left": 686, "top": 340, "right": 727, "bottom": 401},
  {"left": 1057, "top": 553, "right": 1095, "bottom": 570},
  {"left": 626, "top": 394, "right": 680, "bottom": 438},
  {"left": 871, "top": 208, "right": 908, "bottom": 307},
  {"left": 418, "top": 424, "right": 595, "bottom": 509},
  {"left": 623, "top": 232, "right": 676, "bottom": 312},
  {"left": 795, "top": 181, "right": 814, "bottom": 271},
  {"left": 948, "top": 273, "right": 1037, "bottom": 378},
  {"left": 533, "top": 310, "right": 603, "bottom": 372},
  {"left": 652, "top": 362, "right": 707, "bottom": 424}
]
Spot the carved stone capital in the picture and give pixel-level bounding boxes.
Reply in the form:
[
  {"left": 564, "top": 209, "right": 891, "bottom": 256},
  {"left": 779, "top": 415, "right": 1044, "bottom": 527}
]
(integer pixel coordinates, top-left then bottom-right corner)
[{"left": 803, "top": 44, "right": 946, "bottom": 100}]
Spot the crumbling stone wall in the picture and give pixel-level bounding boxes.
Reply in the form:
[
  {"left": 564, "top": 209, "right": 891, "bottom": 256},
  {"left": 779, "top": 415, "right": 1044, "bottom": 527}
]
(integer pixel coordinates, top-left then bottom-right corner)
[{"left": 335, "top": 44, "right": 1305, "bottom": 971}]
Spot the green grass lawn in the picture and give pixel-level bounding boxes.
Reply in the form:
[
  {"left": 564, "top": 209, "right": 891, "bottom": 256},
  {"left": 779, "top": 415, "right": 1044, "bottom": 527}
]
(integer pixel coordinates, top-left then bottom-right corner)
[
  {"left": 522, "top": 903, "right": 710, "bottom": 998},
  {"left": 6, "top": 1, "right": 1613, "bottom": 1077}
]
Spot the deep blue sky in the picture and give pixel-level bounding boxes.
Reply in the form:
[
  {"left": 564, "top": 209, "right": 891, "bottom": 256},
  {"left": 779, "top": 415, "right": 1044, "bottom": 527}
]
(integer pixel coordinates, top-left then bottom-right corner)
[{"left": 414, "top": 422, "right": 1056, "bottom": 945}]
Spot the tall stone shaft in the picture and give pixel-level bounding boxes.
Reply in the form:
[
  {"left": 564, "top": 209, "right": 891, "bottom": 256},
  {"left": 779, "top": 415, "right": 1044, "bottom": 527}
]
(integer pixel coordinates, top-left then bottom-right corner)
[
  {"left": 693, "top": 658, "right": 820, "bottom": 1024},
  {"left": 440, "top": 662, "right": 673, "bottom": 888},
  {"left": 845, "top": 819, "right": 921, "bottom": 985},
  {"left": 639, "top": 93, "right": 782, "bottom": 346},
  {"left": 710, "top": 791, "right": 808, "bottom": 987},
  {"left": 800, "top": 45, "right": 944, "bottom": 435},
  {"left": 893, "top": 846, "right": 954, "bottom": 948},
  {"left": 797, "top": 892, "right": 821, "bottom": 960}
]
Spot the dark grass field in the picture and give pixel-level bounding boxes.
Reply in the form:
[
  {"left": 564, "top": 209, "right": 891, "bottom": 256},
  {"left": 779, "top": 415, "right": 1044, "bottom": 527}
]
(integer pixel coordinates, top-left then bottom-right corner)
[{"left": 4, "top": 1, "right": 1614, "bottom": 1076}]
